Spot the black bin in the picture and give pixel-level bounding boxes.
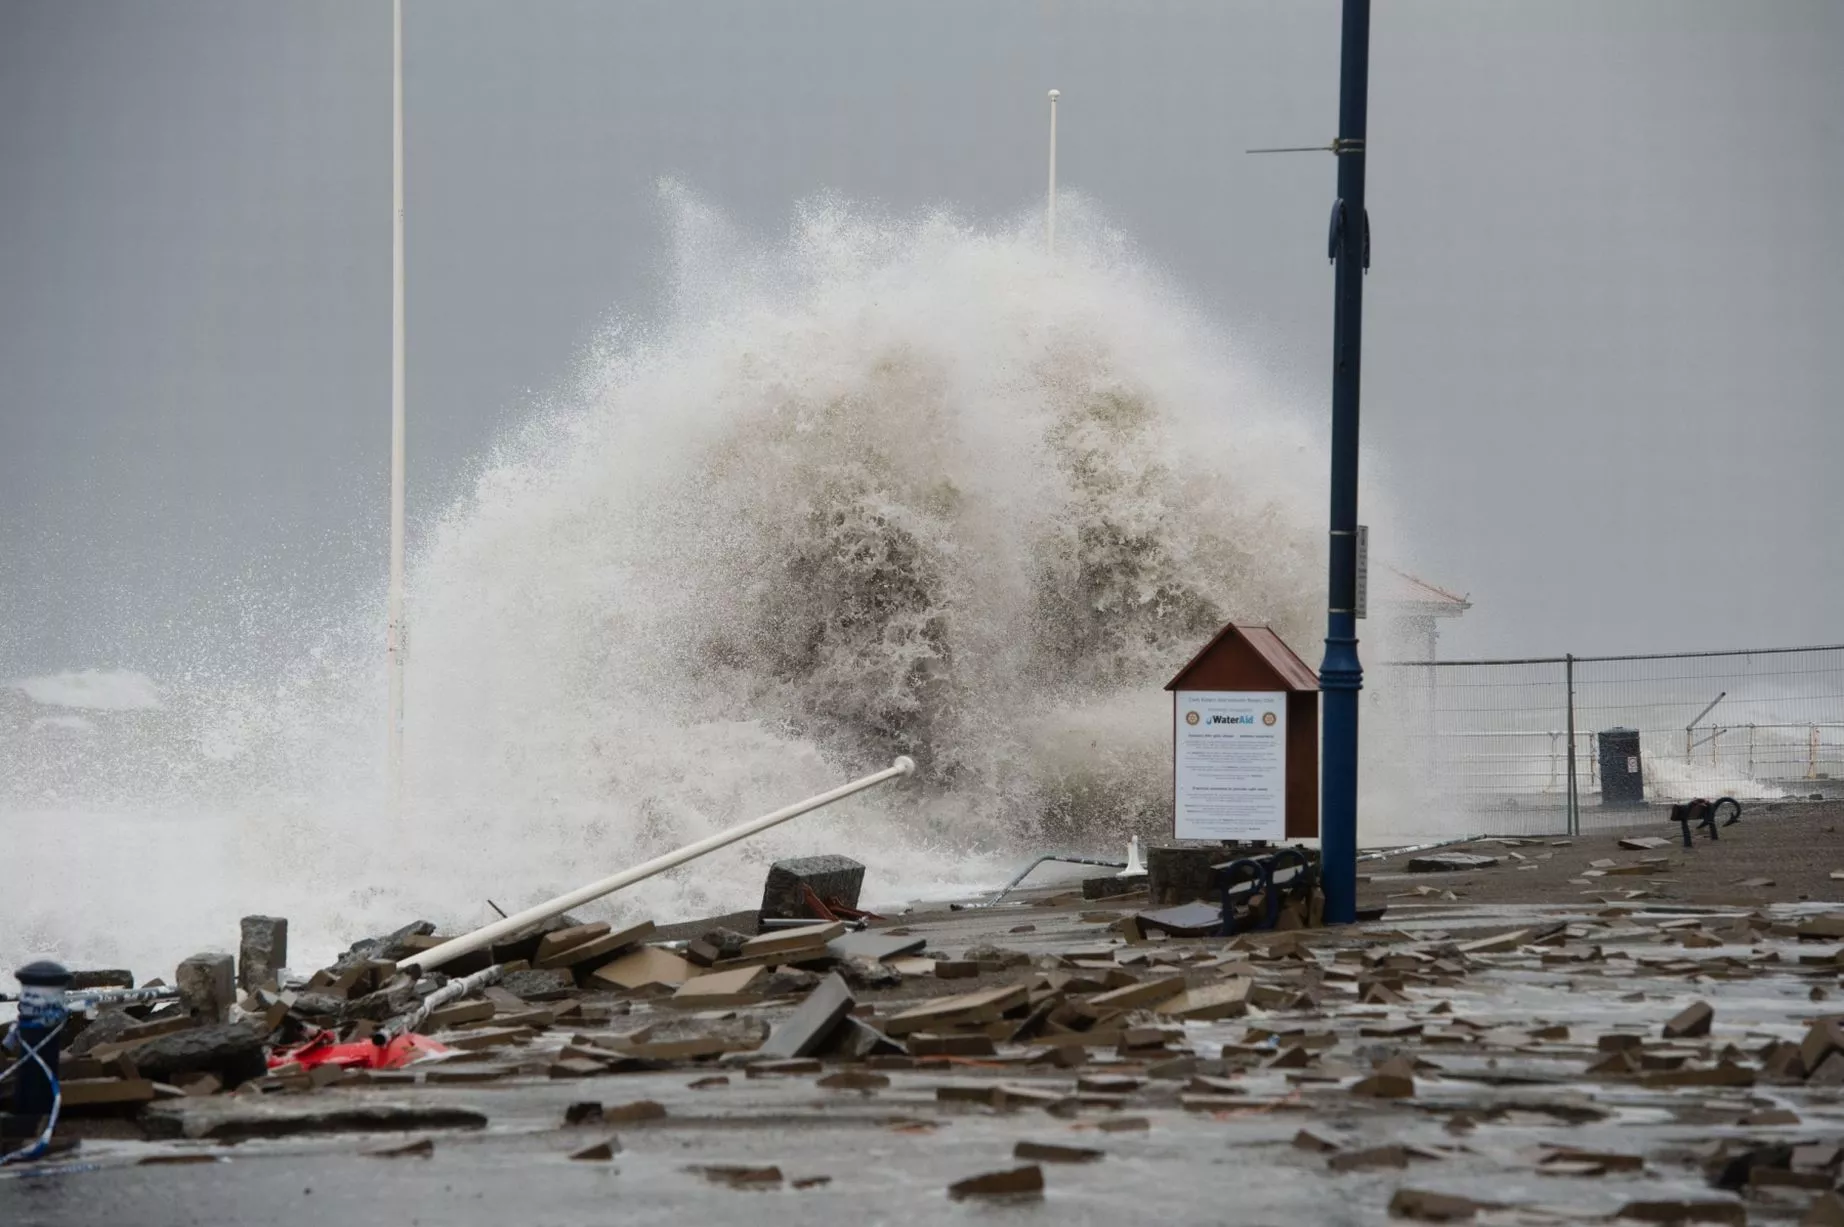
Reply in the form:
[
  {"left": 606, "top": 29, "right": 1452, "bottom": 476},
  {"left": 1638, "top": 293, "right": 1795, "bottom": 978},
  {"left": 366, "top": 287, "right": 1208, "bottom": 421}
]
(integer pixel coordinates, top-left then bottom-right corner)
[{"left": 1597, "top": 727, "right": 1645, "bottom": 808}]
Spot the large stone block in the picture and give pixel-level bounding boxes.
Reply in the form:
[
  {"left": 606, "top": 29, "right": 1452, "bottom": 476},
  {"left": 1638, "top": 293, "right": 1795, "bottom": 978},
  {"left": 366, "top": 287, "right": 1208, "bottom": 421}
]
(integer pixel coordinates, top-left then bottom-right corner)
[
  {"left": 131, "top": 1021, "right": 268, "bottom": 1087},
  {"left": 1146, "top": 846, "right": 1221, "bottom": 906},
  {"left": 239, "top": 916, "right": 288, "bottom": 992},
  {"left": 177, "top": 953, "right": 236, "bottom": 1024},
  {"left": 759, "top": 856, "right": 865, "bottom": 922}
]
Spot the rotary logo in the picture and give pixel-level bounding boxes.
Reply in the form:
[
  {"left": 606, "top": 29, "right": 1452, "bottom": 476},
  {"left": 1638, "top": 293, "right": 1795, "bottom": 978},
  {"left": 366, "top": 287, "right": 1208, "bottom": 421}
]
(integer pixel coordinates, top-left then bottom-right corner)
[
  {"left": 1185, "top": 710, "right": 1200, "bottom": 725},
  {"left": 1262, "top": 711, "right": 1278, "bottom": 726}
]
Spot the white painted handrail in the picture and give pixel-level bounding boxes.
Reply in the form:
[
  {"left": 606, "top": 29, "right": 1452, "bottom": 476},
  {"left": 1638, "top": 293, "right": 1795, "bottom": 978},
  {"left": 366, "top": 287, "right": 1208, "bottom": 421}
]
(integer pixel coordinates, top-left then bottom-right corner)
[{"left": 399, "top": 757, "right": 916, "bottom": 972}]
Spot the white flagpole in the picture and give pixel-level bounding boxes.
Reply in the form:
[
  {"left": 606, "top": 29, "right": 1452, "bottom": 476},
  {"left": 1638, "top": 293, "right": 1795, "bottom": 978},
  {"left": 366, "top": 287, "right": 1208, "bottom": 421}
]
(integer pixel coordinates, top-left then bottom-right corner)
[
  {"left": 388, "top": 0, "right": 407, "bottom": 807},
  {"left": 1046, "top": 88, "right": 1059, "bottom": 256}
]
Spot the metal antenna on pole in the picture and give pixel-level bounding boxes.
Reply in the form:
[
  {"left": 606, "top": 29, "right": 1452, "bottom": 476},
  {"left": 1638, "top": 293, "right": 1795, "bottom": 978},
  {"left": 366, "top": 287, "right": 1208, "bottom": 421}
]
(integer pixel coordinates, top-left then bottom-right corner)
[
  {"left": 1318, "top": 0, "right": 1372, "bottom": 925},
  {"left": 388, "top": 0, "right": 407, "bottom": 808},
  {"left": 1046, "top": 89, "right": 1059, "bottom": 256}
]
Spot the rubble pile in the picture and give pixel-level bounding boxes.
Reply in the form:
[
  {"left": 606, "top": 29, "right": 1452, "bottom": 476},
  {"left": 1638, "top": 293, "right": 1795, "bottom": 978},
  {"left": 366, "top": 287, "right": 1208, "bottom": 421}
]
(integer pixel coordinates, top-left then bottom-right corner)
[{"left": 7, "top": 832, "right": 1844, "bottom": 1223}]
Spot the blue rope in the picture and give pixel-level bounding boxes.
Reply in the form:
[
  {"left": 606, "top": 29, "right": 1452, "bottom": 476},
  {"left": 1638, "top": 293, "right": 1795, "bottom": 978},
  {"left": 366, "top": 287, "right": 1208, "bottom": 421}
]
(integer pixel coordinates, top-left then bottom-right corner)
[{"left": 0, "top": 1016, "right": 66, "bottom": 1166}]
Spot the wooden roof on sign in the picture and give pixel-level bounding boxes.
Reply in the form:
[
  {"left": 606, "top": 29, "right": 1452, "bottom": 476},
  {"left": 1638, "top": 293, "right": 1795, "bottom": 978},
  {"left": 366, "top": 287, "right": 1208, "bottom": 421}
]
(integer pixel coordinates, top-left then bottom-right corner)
[{"left": 1164, "top": 622, "right": 1320, "bottom": 692}]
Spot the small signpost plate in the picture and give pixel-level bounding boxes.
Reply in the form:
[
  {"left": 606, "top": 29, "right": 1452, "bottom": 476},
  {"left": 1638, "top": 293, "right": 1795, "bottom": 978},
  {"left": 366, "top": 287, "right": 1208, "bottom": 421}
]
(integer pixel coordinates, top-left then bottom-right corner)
[{"left": 1355, "top": 524, "right": 1368, "bottom": 620}]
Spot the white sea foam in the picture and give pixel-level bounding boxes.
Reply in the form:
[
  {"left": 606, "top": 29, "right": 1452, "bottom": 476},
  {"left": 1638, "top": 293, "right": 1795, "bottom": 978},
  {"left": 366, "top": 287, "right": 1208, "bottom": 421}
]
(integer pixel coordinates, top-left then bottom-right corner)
[
  {"left": 12, "top": 668, "right": 161, "bottom": 712},
  {"left": 1, "top": 189, "right": 1418, "bottom": 980}
]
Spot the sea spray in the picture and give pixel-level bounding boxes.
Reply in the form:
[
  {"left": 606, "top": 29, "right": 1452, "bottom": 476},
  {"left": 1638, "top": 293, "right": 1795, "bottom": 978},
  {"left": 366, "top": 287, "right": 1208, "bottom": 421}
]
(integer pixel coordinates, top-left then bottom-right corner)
[{"left": 2, "top": 188, "right": 1415, "bottom": 977}]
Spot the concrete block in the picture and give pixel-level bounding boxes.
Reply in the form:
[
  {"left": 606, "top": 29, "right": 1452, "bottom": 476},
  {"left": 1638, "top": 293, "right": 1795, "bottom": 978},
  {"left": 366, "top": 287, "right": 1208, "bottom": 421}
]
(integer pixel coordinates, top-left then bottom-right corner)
[
  {"left": 130, "top": 1022, "right": 267, "bottom": 1088},
  {"left": 238, "top": 917, "right": 288, "bottom": 993},
  {"left": 177, "top": 953, "right": 235, "bottom": 1024},
  {"left": 1081, "top": 874, "right": 1148, "bottom": 901},
  {"left": 760, "top": 855, "right": 864, "bottom": 921},
  {"left": 1146, "top": 846, "right": 1220, "bottom": 905}
]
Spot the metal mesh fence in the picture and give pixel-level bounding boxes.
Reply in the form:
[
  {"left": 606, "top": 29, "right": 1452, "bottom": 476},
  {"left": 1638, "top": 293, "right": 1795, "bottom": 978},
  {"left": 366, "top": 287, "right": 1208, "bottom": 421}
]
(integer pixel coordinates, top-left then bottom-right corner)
[
  {"left": 1376, "top": 656, "right": 1572, "bottom": 835},
  {"left": 1379, "top": 644, "right": 1844, "bottom": 836}
]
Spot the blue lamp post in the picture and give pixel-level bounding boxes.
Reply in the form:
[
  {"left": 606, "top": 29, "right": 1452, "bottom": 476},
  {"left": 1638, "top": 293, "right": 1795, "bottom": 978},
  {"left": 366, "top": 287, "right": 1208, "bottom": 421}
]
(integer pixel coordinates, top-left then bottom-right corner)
[{"left": 1318, "top": 0, "right": 1372, "bottom": 925}]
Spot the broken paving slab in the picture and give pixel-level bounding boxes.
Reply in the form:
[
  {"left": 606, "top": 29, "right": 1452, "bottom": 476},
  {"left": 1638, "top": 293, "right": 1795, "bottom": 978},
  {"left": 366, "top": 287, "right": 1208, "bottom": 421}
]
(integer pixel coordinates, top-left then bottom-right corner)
[
  {"left": 691, "top": 1164, "right": 784, "bottom": 1189},
  {"left": 1135, "top": 901, "right": 1225, "bottom": 938},
  {"left": 739, "top": 921, "right": 848, "bottom": 959},
  {"left": 1406, "top": 853, "right": 1499, "bottom": 873},
  {"left": 569, "top": 1139, "right": 619, "bottom": 1162},
  {"left": 665, "top": 965, "right": 766, "bottom": 1008},
  {"left": 498, "top": 968, "right": 579, "bottom": 1002},
  {"left": 1616, "top": 1200, "right": 1746, "bottom": 1225},
  {"left": 536, "top": 920, "right": 657, "bottom": 970},
  {"left": 534, "top": 922, "right": 612, "bottom": 964},
  {"left": 1015, "top": 1141, "right": 1103, "bottom": 1164},
  {"left": 756, "top": 973, "right": 856, "bottom": 1059},
  {"left": 814, "top": 1015, "right": 904, "bottom": 1061},
  {"left": 590, "top": 946, "right": 696, "bottom": 992},
  {"left": 1664, "top": 1000, "right": 1715, "bottom": 1039},
  {"left": 1154, "top": 978, "right": 1251, "bottom": 1021},
  {"left": 1387, "top": 1189, "right": 1495, "bottom": 1221},
  {"left": 882, "top": 984, "right": 1029, "bottom": 1037},
  {"left": 142, "top": 1098, "right": 489, "bottom": 1141},
  {"left": 826, "top": 930, "right": 927, "bottom": 962},
  {"left": 1082, "top": 975, "right": 1188, "bottom": 1013},
  {"left": 948, "top": 1165, "right": 1045, "bottom": 1201}
]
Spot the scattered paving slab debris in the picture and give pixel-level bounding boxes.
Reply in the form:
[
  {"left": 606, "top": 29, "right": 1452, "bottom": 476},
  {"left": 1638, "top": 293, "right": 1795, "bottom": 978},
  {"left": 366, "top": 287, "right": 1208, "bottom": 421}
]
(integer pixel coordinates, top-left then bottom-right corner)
[
  {"left": 142, "top": 1099, "right": 489, "bottom": 1142},
  {"left": 19, "top": 824, "right": 1844, "bottom": 1227},
  {"left": 1406, "top": 853, "right": 1500, "bottom": 873},
  {"left": 948, "top": 1164, "right": 1045, "bottom": 1201},
  {"left": 1014, "top": 1141, "right": 1103, "bottom": 1164},
  {"left": 568, "top": 1139, "right": 620, "bottom": 1162}
]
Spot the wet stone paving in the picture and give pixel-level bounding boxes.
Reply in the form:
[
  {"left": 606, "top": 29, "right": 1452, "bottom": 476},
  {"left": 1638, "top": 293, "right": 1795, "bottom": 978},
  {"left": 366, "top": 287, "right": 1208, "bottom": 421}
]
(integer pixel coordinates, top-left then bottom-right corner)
[{"left": 3, "top": 837, "right": 1843, "bottom": 1227}]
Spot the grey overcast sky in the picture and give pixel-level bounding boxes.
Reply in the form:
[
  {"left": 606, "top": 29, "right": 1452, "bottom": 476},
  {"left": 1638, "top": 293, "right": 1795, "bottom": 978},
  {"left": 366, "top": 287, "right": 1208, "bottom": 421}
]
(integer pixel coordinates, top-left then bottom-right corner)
[{"left": 1, "top": 0, "right": 1839, "bottom": 673}]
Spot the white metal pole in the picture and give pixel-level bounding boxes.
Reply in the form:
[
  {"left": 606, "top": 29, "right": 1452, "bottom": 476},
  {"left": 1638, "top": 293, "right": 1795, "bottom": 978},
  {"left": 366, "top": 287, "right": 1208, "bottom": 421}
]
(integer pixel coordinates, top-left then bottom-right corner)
[
  {"left": 398, "top": 757, "right": 917, "bottom": 973},
  {"left": 1046, "top": 89, "right": 1059, "bottom": 256},
  {"left": 388, "top": 0, "right": 407, "bottom": 807}
]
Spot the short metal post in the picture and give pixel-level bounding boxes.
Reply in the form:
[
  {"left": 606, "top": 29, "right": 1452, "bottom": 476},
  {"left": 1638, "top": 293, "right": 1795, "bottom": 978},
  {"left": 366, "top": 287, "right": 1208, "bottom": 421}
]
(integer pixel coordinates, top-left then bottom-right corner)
[{"left": 8, "top": 961, "right": 72, "bottom": 1120}]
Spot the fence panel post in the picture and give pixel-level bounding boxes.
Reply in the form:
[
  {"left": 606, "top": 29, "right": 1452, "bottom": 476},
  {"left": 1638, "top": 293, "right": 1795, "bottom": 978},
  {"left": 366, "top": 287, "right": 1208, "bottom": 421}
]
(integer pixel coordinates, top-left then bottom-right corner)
[{"left": 1564, "top": 652, "right": 1577, "bottom": 837}]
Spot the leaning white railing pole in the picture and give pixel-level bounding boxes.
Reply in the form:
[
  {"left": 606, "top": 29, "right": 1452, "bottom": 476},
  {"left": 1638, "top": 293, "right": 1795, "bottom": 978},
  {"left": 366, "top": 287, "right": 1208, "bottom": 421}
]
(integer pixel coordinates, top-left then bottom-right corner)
[{"left": 399, "top": 757, "right": 917, "bottom": 973}]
